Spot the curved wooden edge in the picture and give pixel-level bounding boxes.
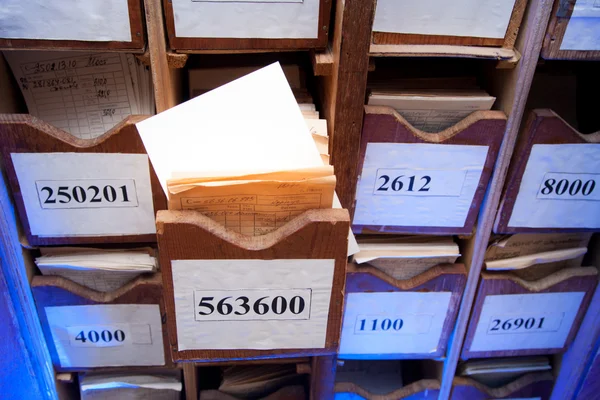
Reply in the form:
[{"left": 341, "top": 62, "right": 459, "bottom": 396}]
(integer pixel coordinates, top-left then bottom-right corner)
[
  {"left": 531, "top": 108, "right": 600, "bottom": 141},
  {"left": 199, "top": 385, "right": 306, "bottom": 400},
  {"left": 481, "top": 266, "right": 598, "bottom": 291},
  {"left": 156, "top": 208, "right": 350, "bottom": 251},
  {"left": 369, "top": 44, "right": 516, "bottom": 60},
  {"left": 347, "top": 263, "right": 466, "bottom": 290},
  {"left": 334, "top": 379, "right": 440, "bottom": 399},
  {"left": 363, "top": 106, "right": 507, "bottom": 142},
  {"left": 31, "top": 273, "right": 162, "bottom": 303},
  {"left": 0, "top": 113, "right": 149, "bottom": 147},
  {"left": 452, "top": 371, "right": 554, "bottom": 397}
]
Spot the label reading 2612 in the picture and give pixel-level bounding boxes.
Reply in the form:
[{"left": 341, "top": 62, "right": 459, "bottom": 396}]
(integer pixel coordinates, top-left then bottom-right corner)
[
  {"left": 36, "top": 179, "right": 139, "bottom": 209},
  {"left": 373, "top": 169, "right": 467, "bottom": 197},
  {"left": 194, "top": 289, "right": 311, "bottom": 322}
]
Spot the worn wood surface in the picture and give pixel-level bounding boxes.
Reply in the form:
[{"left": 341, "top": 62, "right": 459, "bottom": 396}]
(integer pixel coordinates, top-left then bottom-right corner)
[
  {"left": 542, "top": 0, "right": 600, "bottom": 60},
  {"left": 346, "top": 263, "right": 466, "bottom": 359},
  {"left": 30, "top": 273, "right": 171, "bottom": 371},
  {"left": 311, "top": 48, "right": 334, "bottom": 77},
  {"left": 321, "top": 0, "right": 376, "bottom": 210},
  {"left": 310, "top": 355, "right": 337, "bottom": 400},
  {"left": 353, "top": 108, "right": 506, "bottom": 235},
  {"left": 451, "top": 372, "right": 554, "bottom": 399},
  {"left": 494, "top": 109, "right": 600, "bottom": 233},
  {"left": 334, "top": 379, "right": 441, "bottom": 400},
  {"left": 0, "top": 0, "right": 146, "bottom": 52},
  {"left": 439, "top": 1, "right": 555, "bottom": 397},
  {"left": 461, "top": 267, "right": 598, "bottom": 359},
  {"left": 369, "top": 44, "right": 517, "bottom": 60},
  {"left": 156, "top": 209, "right": 349, "bottom": 362},
  {"left": 162, "top": 0, "right": 331, "bottom": 51},
  {"left": 199, "top": 385, "right": 306, "bottom": 400},
  {"left": 0, "top": 114, "right": 166, "bottom": 245},
  {"left": 575, "top": 344, "right": 600, "bottom": 399},
  {"left": 371, "top": 0, "right": 527, "bottom": 50}
]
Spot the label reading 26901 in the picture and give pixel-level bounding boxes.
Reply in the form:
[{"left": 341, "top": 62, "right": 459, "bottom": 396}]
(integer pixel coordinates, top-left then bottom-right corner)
[
  {"left": 194, "top": 289, "right": 311, "bottom": 322},
  {"left": 36, "top": 179, "right": 139, "bottom": 209}
]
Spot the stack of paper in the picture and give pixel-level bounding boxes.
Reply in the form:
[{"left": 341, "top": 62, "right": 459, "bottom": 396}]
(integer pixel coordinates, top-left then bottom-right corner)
[
  {"left": 368, "top": 89, "right": 495, "bottom": 133},
  {"left": 136, "top": 63, "right": 336, "bottom": 236},
  {"left": 208, "top": 365, "right": 305, "bottom": 399},
  {"left": 458, "top": 357, "right": 551, "bottom": 388},
  {"left": 79, "top": 371, "right": 181, "bottom": 400},
  {"left": 353, "top": 236, "right": 460, "bottom": 279},
  {"left": 485, "top": 233, "right": 591, "bottom": 279},
  {"left": 35, "top": 247, "right": 156, "bottom": 292},
  {"left": 4, "top": 50, "right": 154, "bottom": 139}
]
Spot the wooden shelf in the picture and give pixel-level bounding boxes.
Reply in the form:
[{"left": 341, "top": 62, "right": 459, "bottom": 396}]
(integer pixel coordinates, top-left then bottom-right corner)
[{"left": 369, "top": 44, "right": 518, "bottom": 60}]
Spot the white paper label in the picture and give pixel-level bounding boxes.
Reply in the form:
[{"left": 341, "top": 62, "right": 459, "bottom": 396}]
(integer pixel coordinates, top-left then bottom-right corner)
[
  {"left": 469, "top": 292, "right": 585, "bottom": 352},
  {"left": 561, "top": 0, "right": 600, "bottom": 50},
  {"left": 11, "top": 153, "right": 156, "bottom": 237},
  {"left": 508, "top": 144, "right": 600, "bottom": 229},
  {"left": 373, "top": 0, "right": 517, "bottom": 39},
  {"left": 172, "top": 0, "right": 319, "bottom": 39},
  {"left": 0, "top": 0, "right": 132, "bottom": 42},
  {"left": 193, "top": 289, "right": 311, "bottom": 321},
  {"left": 172, "top": 259, "right": 334, "bottom": 351},
  {"left": 354, "top": 143, "right": 488, "bottom": 228},
  {"left": 45, "top": 304, "right": 164, "bottom": 368},
  {"left": 339, "top": 292, "right": 452, "bottom": 357}
]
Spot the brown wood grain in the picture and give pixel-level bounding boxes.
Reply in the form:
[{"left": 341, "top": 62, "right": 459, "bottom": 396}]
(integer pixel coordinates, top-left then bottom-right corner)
[
  {"left": 352, "top": 108, "right": 506, "bottom": 235},
  {"left": 162, "top": 0, "right": 331, "bottom": 51},
  {"left": 541, "top": 0, "right": 600, "bottom": 60},
  {"left": 371, "top": 0, "right": 527, "bottom": 50},
  {"left": 0, "top": 114, "right": 166, "bottom": 246},
  {"left": 0, "top": 0, "right": 146, "bottom": 52},
  {"left": 334, "top": 379, "right": 441, "bottom": 400},
  {"left": 310, "top": 355, "right": 337, "bottom": 400},
  {"left": 461, "top": 267, "right": 599, "bottom": 359},
  {"left": 155, "top": 209, "right": 349, "bottom": 362},
  {"left": 30, "top": 273, "right": 171, "bottom": 371},
  {"left": 451, "top": 372, "right": 554, "bottom": 400},
  {"left": 322, "top": 0, "right": 377, "bottom": 210},
  {"left": 494, "top": 109, "right": 600, "bottom": 233},
  {"left": 345, "top": 263, "right": 466, "bottom": 358}
]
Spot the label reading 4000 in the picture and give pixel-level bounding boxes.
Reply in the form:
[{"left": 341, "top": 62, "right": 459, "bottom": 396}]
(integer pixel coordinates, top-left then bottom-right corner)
[{"left": 194, "top": 289, "right": 312, "bottom": 322}]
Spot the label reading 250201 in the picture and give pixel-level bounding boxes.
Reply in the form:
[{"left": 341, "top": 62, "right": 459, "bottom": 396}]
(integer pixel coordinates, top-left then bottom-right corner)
[{"left": 36, "top": 179, "right": 139, "bottom": 209}]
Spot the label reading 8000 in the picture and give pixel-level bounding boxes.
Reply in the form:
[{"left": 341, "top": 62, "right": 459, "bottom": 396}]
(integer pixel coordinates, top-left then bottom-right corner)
[{"left": 193, "top": 289, "right": 312, "bottom": 322}]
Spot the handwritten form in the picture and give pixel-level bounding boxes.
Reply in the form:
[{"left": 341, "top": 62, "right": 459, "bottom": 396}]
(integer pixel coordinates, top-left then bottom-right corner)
[{"left": 4, "top": 51, "right": 153, "bottom": 139}]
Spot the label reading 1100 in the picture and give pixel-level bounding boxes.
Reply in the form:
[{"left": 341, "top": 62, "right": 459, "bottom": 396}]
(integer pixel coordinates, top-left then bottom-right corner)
[
  {"left": 36, "top": 179, "right": 139, "bottom": 209},
  {"left": 373, "top": 168, "right": 467, "bottom": 197},
  {"left": 194, "top": 289, "right": 311, "bottom": 322}
]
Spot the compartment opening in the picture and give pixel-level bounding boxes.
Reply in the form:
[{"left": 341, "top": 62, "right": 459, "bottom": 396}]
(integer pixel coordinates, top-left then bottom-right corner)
[{"left": 457, "top": 356, "right": 553, "bottom": 388}]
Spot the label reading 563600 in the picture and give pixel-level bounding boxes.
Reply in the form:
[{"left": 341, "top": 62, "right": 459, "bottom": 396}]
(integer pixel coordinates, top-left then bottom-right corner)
[
  {"left": 36, "top": 179, "right": 139, "bottom": 209},
  {"left": 194, "top": 289, "right": 312, "bottom": 322}
]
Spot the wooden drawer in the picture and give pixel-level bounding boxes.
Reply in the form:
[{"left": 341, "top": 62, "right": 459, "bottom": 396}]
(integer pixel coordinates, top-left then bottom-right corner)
[
  {"left": 462, "top": 267, "right": 598, "bottom": 359},
  {"left": 339, "top": 263, "right": 466, "bottom": 359},
  {"left": 451, "top": 372, "right": 554, "bottom": 400},
  {"left": 162, "top": 0, "right": 331, "bottom": 52},
  {"left": 542, "top": 0, "right": 600, "bottom": 60},
  {"left": 352, "top": 107, "right": 505, "bottom": 235},
  {"left": 370, "top": 0, "right": 527, "bottom": 50},
  {"left": 0, "top": 115, "right": 166, "bottom": 245},
  {"left": 156, "top": 209, "right": 349, "bottom": 362},
  {"left": 494, "top": 109, "right": 600, "bottom": 233},
  {"left": 0, "top": 0, "right": 145, "bottom": 52},
  {"left": 31, "top": 274, "right": 170, "bottom": 371}
]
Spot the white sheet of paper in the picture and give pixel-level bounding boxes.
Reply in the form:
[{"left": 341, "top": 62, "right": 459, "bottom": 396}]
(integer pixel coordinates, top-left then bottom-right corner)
[
  {"left": 0, "top": 0, "right": 131, "bottom": 42},
  {"left": 136, "top": 63, "right": 323, "bottom": 195},
  {"left": 45, "top": 304, "right": 165, "bottom": 368},
  {"left": 507, "top": 144, "right": 600, "bottom": 229},
  {"left": 171, "top": 0, "right": 319, "bottom": 39},
  {"left": 171, "top": 259, "right": 334, "bottom": 350},
  {"left": 561, "top": 0, "right": 600, "bottom": 50},
  {"left": 469, "top": 292, "right": 585, "bottom": 352},
  {"left": 339, "top": 292, "right": 451, "bottom": 357},
  {"left": 373, "top": 0, "right": 517, "bottom": 39},
  {"left": 11, "top": 153, "right": 156, "bottom": 237},
  {"left": 353, "top": 143, "right": 488, "bottom": 228}
]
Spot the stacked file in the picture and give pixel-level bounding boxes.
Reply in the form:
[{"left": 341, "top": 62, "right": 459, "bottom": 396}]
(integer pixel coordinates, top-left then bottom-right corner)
[
  {"left": 35, "top": 247, "right": 156, "bottom": 292},
  {"left": 79, "top": 371, "right": 182, "bottom": 400},
  {"left": 458, "top": 357, "right": 551, "bottom": 388},
  {"left": 137, "top": 63, "right": 336, "bottom": 236},
  {"left": 4, "top": 50, "right": 154, "bottom": 139},
  {"left": 353, "top": 236, "right": 460, "bottom": 279}
]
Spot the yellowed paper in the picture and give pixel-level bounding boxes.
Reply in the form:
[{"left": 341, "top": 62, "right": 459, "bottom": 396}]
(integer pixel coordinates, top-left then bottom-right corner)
[
  {"left": 485, "top": 233, "right": 592, "bottom": 261},
  {"left": 485, "top": 247, "right": 588, "bottom": 271}
]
